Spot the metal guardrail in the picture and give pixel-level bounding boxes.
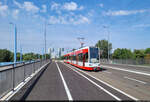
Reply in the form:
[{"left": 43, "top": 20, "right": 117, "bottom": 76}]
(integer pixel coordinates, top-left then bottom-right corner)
[
  {"left": 0, "top": 59, "right": 50, "bottom": 99},
  {"left": 100, "top": 59, "right": 150, "bottom": 66}
]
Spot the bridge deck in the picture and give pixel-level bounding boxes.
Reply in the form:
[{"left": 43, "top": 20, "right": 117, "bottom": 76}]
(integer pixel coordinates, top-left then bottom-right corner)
[{"left": 10, "top": 61, "right": 138, "bottom": 101}]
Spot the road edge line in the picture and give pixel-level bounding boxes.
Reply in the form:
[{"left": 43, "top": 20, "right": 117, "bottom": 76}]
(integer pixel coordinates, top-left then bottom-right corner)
[
  {"left": 102, "top": 65, "right": 150, "bottom": 76},
  {"left": 55, "top": 62, "right": 73, "bottom": 101}
]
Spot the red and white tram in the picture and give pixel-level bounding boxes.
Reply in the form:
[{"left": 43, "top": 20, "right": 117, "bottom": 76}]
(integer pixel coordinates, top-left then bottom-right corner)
[{"left": 63, "top": 46, "right": 101, "bottom": 71}]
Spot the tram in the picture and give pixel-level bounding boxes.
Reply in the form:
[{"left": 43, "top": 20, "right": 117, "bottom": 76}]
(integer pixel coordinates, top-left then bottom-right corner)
[{"left": 63, "top": 46, "right": 101, "bottom": 71}]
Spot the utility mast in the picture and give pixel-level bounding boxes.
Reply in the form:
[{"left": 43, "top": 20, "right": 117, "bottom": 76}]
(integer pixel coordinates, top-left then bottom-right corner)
[{"left": 77, "top": 37, "right": 85, "bottom": 48}]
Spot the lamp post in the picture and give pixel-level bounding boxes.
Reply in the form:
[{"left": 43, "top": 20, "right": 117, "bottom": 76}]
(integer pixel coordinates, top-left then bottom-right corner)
[
  {"left": 44, "top": 22, "right": 52, "bottom": 60},
  {"left": 20, "top": 46, "right": 22, "bottom": 62},
  {"left": 10, "top": 22, "right": 17, "bottom": 66},
  {"left": 103, "top": 25, "right": 110, "bottom": 63},
  {"left": 10, "top": 22, "right": 17, "bottom": 91}
]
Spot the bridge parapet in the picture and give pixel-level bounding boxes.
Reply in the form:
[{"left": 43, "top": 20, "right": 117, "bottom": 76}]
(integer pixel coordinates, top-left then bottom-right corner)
[{"left": 0, "top": 59, "right": 50, "bottom": 99}]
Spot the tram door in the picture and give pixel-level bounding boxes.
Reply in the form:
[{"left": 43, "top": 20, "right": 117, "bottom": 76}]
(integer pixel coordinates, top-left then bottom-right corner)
[
  {"left": 76, "top": 55, "right": 78, "bottom": 65},
  {"left": 83, "top": 54, "right": 85, "bottom": 66}
]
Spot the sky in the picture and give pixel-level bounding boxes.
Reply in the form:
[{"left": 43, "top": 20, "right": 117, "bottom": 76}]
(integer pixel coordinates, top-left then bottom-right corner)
[{"left": 0, "top": 0, "right": 150, "bottom": 54}]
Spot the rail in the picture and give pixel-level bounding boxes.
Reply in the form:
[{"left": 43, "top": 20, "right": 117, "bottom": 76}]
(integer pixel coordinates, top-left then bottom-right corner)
[
  {"left": 0, "top": 59, "right": 50, "bottom": 99},
  {"left": 100, "top": 59, "right": 150, "bottom": 66}
]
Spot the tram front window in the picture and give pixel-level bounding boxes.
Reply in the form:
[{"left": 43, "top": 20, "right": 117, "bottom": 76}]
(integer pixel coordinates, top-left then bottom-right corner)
[{"left": 90, "top": 47, "right": 99, "bottom": 63}]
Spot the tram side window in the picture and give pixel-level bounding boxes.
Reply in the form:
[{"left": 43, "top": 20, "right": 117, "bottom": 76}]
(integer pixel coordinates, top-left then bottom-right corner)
[
  {"left": 85, "top": 53, "right": 88, "bottom": 62},
  {"left": 73, "top": 55, "right": 76, "bottom": 61},
  {"left": 78, "top": 53, "right": 83, "bottom": 62},
  {"left": 67, "top": 56, "right": 69, "bottom": 60},
  {"left": 70, "top": 56, "right": 72, "bottom": 60},
  {"left": 68, "top": 56, "right": 70, "bottom": 60}
]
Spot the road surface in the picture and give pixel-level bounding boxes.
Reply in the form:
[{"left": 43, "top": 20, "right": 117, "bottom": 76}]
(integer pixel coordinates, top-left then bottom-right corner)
[{"left": 10, "top": 61, "right": 150, "bottom": 100}]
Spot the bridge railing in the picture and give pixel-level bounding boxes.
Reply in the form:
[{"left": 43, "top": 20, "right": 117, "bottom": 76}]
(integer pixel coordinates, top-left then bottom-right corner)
[
  {"left": 100, "top": 59, "right": 150, "bottom": 66},
  {"left": 0, "top": 59, "right": 50, "bottom": 99}
]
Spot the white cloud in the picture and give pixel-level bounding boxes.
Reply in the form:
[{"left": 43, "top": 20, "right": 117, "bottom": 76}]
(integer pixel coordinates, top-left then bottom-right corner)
[
  {"left": 23, "top": 2, "right": 39, "bottom": 13},
  {"left": 48, "top": 14, "right": 90, "bottom": 25},
  {"left": 78, "top": 6, "right": 84, "bottom": 10},
  {"left": 51, "top": 2, "right": 62, "bottom": 14},
  {"left": 51, "top": 2, "right": 60, "bottom": 10},
  {"left": 13, "top": 0, "right": 22, "bottom": 8},
  {"left": 49, "top": 16, "right": 62, "bottom": 24},
  {"left": 0, "top": 2, "right": 8, "bottom": 17},
  {"left": 104, "top": 9, "right": 149, "bottom": 16},
  {"left": 13, "top": 1, "right": 39, "bottom": 13},
  {"left": 87, "top": 10, "right": 94, "bottom": 17},
  {"left": 51, "top": 2, "right": 84, "bottom": 12},
  {"left": 41, "top": 5, "right": 47, "bottom": 13},
  {"left": 99, "top": 3, "right": 104, "bottom": 8},
  {"left": 63, "top": 2, "right": 78, "bottom": 11},
  {"left": 73, "top": 15, "right": 90, "bottom": 25},
  {"left": 12, "top": 9, "right": 19, "bottom": 19},
  {"left": 63, "top": 2, "right": 84, "bottom": 11}
]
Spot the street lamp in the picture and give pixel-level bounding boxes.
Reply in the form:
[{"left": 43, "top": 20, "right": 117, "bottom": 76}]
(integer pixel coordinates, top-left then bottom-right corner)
[
  {"left": 44, "top": 21, "right": 52, "bottom": 60},
  {"left": 20, "top": 46, "right": 22, "bottom": 62},
  {"left": 10, "top": 22, "right": 17, "bottom": 66},
  {"left": 103, "top": 25, "right": 110, "bottom": 63}
]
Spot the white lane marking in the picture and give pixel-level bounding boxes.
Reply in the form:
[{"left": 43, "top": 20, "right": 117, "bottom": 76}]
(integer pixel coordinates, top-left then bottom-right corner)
[
  {"left": 63, "top": 63, "right": 138, "bottom": 101},
  {"left": 1, "top": 62, "right": 49, "bottom": 101},
  {"left": 124, "top": 76, "right": 147, "bottom": 84},
  {"left": 101, "top": 65, "right": 150, "bottom": 76},
  {"left": 64, "top": 63, "right": 121, "bottom": 101},
  {"left": 55, "top": 62, "right": 73, "bottom": 101},
  {"left": 110, "top": 63, "right": 150, "bottom": 69}
]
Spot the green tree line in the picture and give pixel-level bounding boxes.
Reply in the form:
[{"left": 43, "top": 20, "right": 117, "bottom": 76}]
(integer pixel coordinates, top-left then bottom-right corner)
[
  {"left": 95, "top": 39, "right": 150, "bottom": 60},
  {"left": 0, "top": 49, "right": 50, "bottom": 62}
]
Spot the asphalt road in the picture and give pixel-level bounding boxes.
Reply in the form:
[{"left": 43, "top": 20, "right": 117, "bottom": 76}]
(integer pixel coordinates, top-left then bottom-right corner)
[
  {"left": 101, "top": 63, "right": 150, "bottom": 73},
  {"left": 10, "top": 61, "right": 150, "bottom": 101}
]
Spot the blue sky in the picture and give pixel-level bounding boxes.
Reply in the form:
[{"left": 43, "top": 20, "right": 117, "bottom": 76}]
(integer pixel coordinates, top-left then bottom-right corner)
[{"left": 0, "top": 0, "right": 150, "bottom": 54}]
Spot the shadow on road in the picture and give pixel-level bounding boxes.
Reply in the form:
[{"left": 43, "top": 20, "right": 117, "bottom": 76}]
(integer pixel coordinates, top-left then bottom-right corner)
[
  {"left": 20, "top": 62, "right": 51, "bottom": 100},
  {"left": 68, "top": 64, "right": 107, "bottom": 72}
]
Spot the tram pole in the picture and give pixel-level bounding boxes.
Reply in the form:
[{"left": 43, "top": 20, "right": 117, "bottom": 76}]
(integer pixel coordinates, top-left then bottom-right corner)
[{"left": 103, "top": 25, "right": 110, "bottom": 64}]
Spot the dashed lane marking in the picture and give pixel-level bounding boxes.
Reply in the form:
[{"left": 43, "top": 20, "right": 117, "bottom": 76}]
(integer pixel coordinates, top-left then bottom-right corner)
[{"left": 124, "top": 76, "right": 147, "bottom": 84}]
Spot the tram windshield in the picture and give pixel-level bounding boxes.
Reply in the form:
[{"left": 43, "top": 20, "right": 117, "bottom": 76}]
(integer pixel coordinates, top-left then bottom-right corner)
[{"left": 89, "top": 47, "right": 99, "bottom": 63}]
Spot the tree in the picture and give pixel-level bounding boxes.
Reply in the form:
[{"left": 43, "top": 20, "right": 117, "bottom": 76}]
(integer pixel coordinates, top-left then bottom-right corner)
[
  {"left": 0, "top": 49, "right": 13, "bottom": 62},
  {"left": 23, "top": 53, "right": 37, "bottom": 61},
  {"left": 46, "top": 54, "right": 50, "bottom": 59},
  {"left": 112, "top": 48, "right": 121, "bottom": 59},
  {"left": 17, "top": 52, "right": 21, "bottom": 61},
  {"left": 144, "top": 48, "right": 150, "bottom": 63},
  {"left": 133, "top": 49, "right": 145, "bottom": 59},
  {"left": 95, "top": 39, "right": 112, "bottom": 59},
  {"left": 145, "top": 48, "right": 150, "bottom": 54},
  {"left": 112, "top": 48, "right": 133, "bottom": 59}
]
